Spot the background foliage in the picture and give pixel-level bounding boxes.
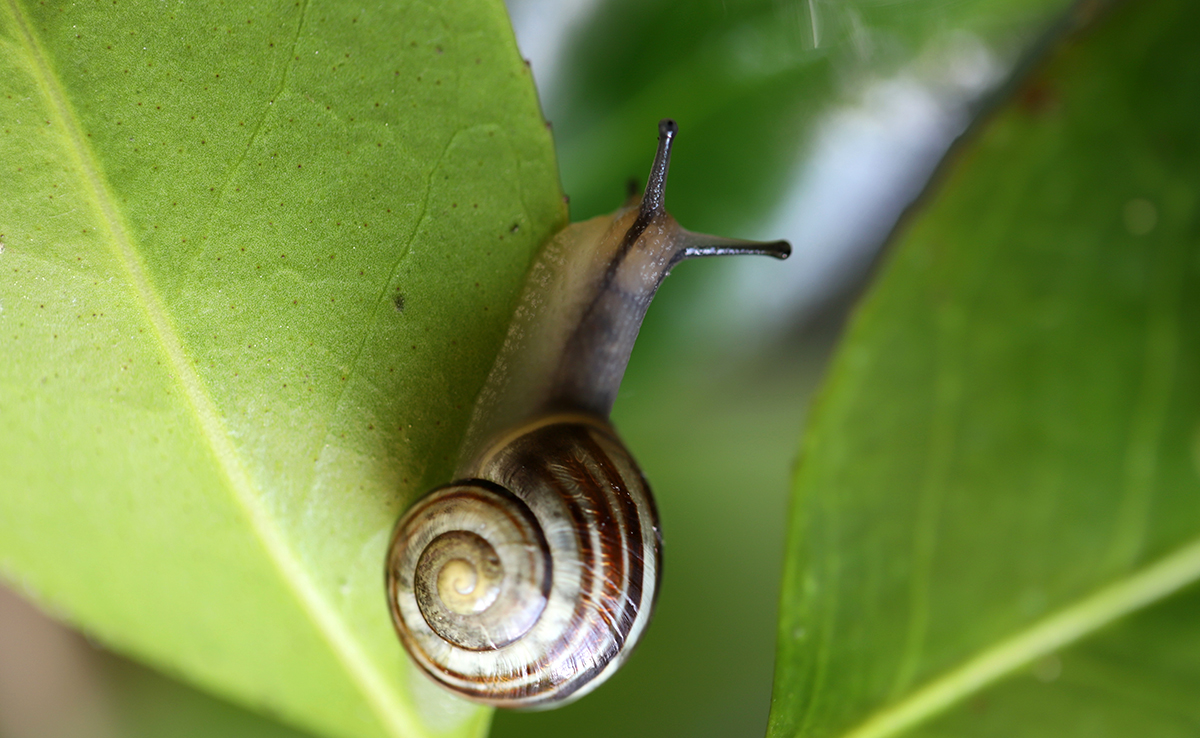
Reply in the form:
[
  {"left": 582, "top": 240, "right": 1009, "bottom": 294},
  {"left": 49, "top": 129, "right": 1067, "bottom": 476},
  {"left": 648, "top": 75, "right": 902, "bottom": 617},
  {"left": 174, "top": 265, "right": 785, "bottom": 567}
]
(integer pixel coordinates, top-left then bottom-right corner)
[{"left": 4, "top": 0, "right": 1197, "bottom": 738}]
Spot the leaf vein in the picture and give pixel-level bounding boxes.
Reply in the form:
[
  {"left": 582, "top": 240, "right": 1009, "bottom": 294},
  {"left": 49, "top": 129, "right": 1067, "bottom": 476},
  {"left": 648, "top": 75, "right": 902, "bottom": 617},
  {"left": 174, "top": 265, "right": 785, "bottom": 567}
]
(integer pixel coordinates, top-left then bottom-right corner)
[
  {"left": 206, "top": 0, "right": 311, "bottom": 230},
  {"left": 837, "top": 537, "right": 1200, "bottom": 738},
  {"left": 326, "top": 125, "right": 476, "bottom": 417}
]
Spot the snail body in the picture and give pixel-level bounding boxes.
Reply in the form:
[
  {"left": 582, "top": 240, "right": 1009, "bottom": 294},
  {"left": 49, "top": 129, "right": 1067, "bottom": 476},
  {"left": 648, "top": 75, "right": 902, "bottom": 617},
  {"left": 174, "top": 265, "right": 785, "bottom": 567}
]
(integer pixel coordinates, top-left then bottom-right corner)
[{"left": 387, "top": 120, "right": 790, "bottom": 708}]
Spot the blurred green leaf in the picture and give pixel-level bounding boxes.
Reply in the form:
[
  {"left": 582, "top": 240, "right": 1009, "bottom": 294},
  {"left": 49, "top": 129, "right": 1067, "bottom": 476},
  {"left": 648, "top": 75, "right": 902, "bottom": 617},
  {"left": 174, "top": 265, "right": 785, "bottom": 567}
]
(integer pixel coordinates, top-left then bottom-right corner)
[
  {"left": 0, "top": 2, "right": 563, "bottom": 738},
  {"left": 546, "top": 0, "right": 1073, "bottom": 235},
  {"left": 771, "top": 0, "right": 1200, "bottom": 735}
]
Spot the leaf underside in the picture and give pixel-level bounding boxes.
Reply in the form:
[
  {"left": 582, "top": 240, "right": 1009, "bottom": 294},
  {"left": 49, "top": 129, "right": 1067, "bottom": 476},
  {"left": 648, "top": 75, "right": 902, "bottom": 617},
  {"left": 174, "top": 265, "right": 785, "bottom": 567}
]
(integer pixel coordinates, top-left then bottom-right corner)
[
  {"left": 771, "top": 0, "right": 1200, "bottom": 736},
  {"left": 0, "top": 2, "right": 565, "bottom": 738}
]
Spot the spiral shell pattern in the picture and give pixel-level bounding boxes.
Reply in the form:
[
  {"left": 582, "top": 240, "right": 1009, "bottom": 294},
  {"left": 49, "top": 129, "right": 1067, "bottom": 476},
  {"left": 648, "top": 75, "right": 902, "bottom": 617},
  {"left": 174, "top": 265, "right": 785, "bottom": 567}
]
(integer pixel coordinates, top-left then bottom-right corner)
[{"left": 386, "top": 419, "right": 661, "bottom": 707}]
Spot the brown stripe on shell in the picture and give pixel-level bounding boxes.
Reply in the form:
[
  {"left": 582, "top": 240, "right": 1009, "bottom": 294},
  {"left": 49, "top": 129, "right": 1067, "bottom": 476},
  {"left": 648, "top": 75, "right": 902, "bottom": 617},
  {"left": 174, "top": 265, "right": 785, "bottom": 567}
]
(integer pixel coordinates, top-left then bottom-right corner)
[
  {"left": 472, "top": 422, "right": 656, "bottom": 704},
  {"left": 524, "top": 424, "right": 655, "bottom": 702},
  {"left": 576, "top": 427, "right": 648, "bottom": 648},
  {"left": 521, "top": 430, "right": 631, "bottom": 691},
  {"left": 522, "top": 429, "right": 648, "bottom": 702}
]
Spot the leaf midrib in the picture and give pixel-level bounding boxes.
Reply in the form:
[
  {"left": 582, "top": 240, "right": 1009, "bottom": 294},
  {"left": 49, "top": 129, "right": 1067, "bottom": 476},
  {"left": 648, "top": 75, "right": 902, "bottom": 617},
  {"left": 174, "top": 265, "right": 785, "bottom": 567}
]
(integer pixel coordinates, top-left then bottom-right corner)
[
  {"left": 6, "top": 3, "right": 420, "bottom": 736},
  {"left": 837, "top": 536, "right": 1200, "bottom": 738}
]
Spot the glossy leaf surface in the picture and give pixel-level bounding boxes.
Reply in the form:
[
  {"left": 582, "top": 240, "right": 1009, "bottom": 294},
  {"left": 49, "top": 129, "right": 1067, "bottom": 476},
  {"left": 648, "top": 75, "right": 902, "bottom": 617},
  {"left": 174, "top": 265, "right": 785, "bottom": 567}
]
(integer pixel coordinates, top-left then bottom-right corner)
[
  {"left": 771, "top": 0, "right": 1200, "bottom": 735},
  {"left": 0, "top": 2, "right": 564, "bottom": 737}
]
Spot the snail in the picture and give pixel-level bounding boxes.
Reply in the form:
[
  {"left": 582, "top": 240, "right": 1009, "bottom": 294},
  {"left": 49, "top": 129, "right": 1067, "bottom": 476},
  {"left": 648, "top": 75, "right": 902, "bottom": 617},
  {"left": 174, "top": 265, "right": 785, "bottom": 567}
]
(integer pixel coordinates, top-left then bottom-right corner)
[{"left": 386, "top": 119, "right": 790, "bottom": 708}]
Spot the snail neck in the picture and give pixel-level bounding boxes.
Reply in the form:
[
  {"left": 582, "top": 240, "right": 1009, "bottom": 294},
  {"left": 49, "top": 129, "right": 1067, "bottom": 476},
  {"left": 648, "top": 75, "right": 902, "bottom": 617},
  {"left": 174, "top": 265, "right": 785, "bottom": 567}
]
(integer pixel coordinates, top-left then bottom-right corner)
[
  {"left": 455, "top": 209, "right": 675, "bottom": 475},
  {"left": 546, "top": 206, "right": 682, "bottom": 418},
  {"left": 455, "top": 119, "right": 790, "bottom": 476}
]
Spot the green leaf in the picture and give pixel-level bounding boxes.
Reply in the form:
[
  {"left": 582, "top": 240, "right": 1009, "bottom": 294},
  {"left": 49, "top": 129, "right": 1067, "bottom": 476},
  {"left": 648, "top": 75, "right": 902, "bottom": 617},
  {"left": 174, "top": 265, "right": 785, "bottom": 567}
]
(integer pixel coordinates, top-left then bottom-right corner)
[
  {"left": 770, "top": 0, "right": 1200, "bottom": 735},
  {"left": 0, "top": 2, "right": 564, "bottom": 737}
]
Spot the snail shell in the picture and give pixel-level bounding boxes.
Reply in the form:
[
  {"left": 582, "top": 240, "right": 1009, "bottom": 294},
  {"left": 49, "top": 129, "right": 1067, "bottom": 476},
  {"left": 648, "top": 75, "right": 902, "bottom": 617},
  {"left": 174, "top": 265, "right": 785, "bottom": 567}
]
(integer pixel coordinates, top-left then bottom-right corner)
[
  {"left": 387, "top": 120, "right": 790, "bottom": 708},
  {"left": 388, "top": 415, "right": 657, "bottom": 706}
]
